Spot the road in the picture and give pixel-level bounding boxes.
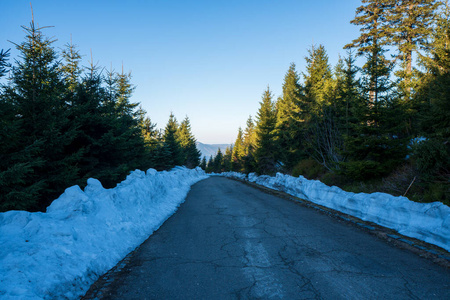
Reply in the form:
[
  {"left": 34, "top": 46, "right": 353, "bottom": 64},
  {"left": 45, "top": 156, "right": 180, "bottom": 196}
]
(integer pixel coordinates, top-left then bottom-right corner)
[{"left": 84, "top": 176, "right": 450, "bottom": 299}]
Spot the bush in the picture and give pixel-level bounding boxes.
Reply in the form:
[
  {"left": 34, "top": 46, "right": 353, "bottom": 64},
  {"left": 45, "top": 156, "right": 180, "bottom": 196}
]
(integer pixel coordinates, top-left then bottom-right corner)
[
  {"left": 292, "top": 159, "right": 326, "bottom": 179},
  {"left": 413, "top": 138, "right": 450, "bottom": 181}
]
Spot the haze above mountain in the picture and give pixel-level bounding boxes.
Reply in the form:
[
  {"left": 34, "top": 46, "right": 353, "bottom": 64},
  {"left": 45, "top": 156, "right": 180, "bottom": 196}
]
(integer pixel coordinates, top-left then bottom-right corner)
[{"left": 196, "top": 142, "right": 231, "bottom": 159}]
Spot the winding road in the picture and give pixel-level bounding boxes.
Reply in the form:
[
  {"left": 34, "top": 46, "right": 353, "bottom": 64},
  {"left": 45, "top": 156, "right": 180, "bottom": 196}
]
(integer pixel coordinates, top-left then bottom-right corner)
[{"left": 84, "top": 176, "right": 450, "bottom": 299}]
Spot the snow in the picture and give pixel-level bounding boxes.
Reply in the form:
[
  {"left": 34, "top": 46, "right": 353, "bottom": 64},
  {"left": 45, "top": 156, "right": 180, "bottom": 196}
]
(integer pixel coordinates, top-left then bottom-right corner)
[
  {"left": 0, "top": 167, "right": 208, "bottom": 299},
  {"left": 222, "top": 172, "right": 450, "bottom": 252}
]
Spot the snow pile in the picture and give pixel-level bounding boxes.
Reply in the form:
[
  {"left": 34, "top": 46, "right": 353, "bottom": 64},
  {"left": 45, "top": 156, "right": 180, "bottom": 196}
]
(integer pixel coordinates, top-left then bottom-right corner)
[
  {"left": 223, "top": 172, "right": 450, "bottom": 252},
  {"left": 0, "top": 167, "right": 208, "bottom": 299}
]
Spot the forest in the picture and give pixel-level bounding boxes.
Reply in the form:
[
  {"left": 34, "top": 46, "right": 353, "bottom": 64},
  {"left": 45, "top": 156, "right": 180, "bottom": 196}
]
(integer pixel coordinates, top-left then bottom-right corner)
[
  {"left": 1, "top": 0, "right": 449, "bottom": 211},
  {"left": 205, "top": 0, "right": 450, "bottom": 205},
  {"left": 0, "top": 18, "right": 200, "bottom": 212}
]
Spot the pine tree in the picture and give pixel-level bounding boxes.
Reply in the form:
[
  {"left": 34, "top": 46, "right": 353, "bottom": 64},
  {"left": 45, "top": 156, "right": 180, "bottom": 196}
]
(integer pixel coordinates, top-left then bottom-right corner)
[
  {"left": 345, "top": 0, "right": 391, "bottom": 105},
  {"left": 303, "top": 44, "right": 333, "bottom": 110},
  {"left": 274, "top": 63, "right": 306, "bottom": 169},
  {"left": 242, "top": 116, "right": 257, "bottom": 173},
  {"left": 2, "top": 17, "right": 82, "bottom": 210},
  {"left": 342, "top": 46, "right": 407, "bottom": 180},
  {"left": 115, "top": 65, "right": 138, "bottom": 116},
  {"left": 386, "top": 0, "right": 440, "bottom": 97},
  {"left": 413, "top": 1, "right": 450, "bottom": 198},
  {"left": 206, "top": 155, "right": 214, "bottom": 173},
  {"left": 0, "top": 47, "right": 46, "bottom": 211},
  {"left": 60, "top": 37, "right": 82, "bottom": 94},
  {"left": 199, "top": 156, "right": 207, "bottom": 170},
  {"left": 231, "top": 127, "right": 245, "bottom": 171},
  {"left": 223, "top": 146, "right": 233, "bottom": 172},
  {"left": 213, "top": 149, "right": 224, "bottom": 172},
  {"left": 163, "top": 113, "right": 183, "bottom": 168},
  {"left": 177, "top": 117, "right": 201, "bottom": 168},
  {"left": 255, "top": 87, "right": 278, "bottom": 174}
]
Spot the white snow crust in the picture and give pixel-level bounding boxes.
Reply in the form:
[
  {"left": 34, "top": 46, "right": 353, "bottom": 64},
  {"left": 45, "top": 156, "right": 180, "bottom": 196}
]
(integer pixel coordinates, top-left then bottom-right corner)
[
  {"left": 222, "top": 172, "right": 450, "bottom": 252},
  {"left": 0, "top": 167, "right": 208, "bottom": 299}
]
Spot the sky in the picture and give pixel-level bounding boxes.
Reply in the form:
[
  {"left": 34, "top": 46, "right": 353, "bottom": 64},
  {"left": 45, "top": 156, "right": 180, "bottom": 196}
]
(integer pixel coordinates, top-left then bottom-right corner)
[{"left": 0, "top": 0, "right": 362, "bottom": 144}]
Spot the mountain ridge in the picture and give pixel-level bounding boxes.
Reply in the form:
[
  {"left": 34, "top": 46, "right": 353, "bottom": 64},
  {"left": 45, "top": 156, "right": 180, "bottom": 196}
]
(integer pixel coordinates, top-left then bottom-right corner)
[{"left": 196, "top": 142, "right": 231, "bottom": 159}]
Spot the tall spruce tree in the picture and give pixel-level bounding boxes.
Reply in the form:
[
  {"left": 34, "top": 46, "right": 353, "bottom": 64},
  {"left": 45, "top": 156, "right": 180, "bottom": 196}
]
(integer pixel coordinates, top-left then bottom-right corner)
[
  {"left": 163, "top": 113, "right": 183, "bottom": 168},
  {"left": 274, "top": 63, "right": 306, "bottom": 170},
  {"left": 60, "top": 37, "right": 82, "bottom": 95},
  {"left": 346, "top": 0, "right": 391, "bottom": 105},
  {"left": 232, "top": 127, "right": 245, "bottom": 171},
  {"left": 2, "top": 18, "right": 82, "bottom": 210},
  {"left": 303, "top": 44, "right": 333, "bottom": 110},
  {"left": 199, "top": 156, "right": 207, "bottom": 170},
  {"left": 177, "top": 116, "right": 201, "bottom": 168},
  {"left": 413, "top": 0, "right": 450, "bottom": 199},
  {"left": 386, "top": 0, "right": 440, "bottom": 97},
  {"left": 242, "top": 116, "right": 257, "bottom": 172},
  {"left": 255, "top": 87, "right": 277, "bottom": 174}
]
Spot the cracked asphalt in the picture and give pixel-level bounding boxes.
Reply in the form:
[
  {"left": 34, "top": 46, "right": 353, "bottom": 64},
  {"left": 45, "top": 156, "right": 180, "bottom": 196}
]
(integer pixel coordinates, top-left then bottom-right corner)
[{"left": 85, "top": 177, "right": 450, "bottom": 299}]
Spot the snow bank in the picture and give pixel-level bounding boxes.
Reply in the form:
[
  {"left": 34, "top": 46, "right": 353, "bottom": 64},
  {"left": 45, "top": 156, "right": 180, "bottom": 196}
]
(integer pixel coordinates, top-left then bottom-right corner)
[
  {"left": 223, "top": 172, "right": 450, "bottom": 252},
  {"left": 0, "top": 167, "right": 208, "bottom": 299}
]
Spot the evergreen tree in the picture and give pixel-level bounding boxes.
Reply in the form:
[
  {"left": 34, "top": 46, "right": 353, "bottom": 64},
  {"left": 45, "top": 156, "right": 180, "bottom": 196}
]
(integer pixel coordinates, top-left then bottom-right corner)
[
  {"left": 274, "top": 63, "right": 306, "bottom": 169},
  {"left": 163, "top": 113, "right": 183, "bottom": 168},
  {"left": 386, "top": 0, "right": 440, "bottom": 97},
  {"left": 213, "top": 149, "right": 224, "bottom": 172},
  {"left": 60, "top": 37, "right": 82, "bottom": 94},
  {"left": 255, "top": 87, "right": 278, "bottom": 174},
  {"left": 242, "top": 116, "right": 257, "bottom": 173},
  {"left": 177, "top": 117, "right": 201, "bottom": 168},
  {"left": 199, "top": 156, "right": 207, "bottom": 170},
  {"left": 303, "top": 44, "right": 333, "bottom": 110},
  {"left": 206, "top": 155, "right": 214, "bottom": 173},
  {"left": 342, "top": 46, "right": 407, "bottom": 179},
  {"left": 231, "top": 127, "right": 245, "bottom": 171},
  {"left": 223, "top": 146, "right": 233, "bottom": 172},
  {"left": 413, "top": 1, "right": 450, "bottom": 200},
  {"left": 346, "top": 0, "right": 391, "bottom": 104},
  {"left": 115, "top": 65, "right": 138, "bottom": 116},
  {"left": 2, "top": 18, "right": 82, "bottom": 210}
]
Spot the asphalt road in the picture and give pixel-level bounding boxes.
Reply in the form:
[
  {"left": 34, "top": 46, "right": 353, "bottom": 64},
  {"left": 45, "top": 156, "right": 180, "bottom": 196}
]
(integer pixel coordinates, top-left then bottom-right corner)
[{"left": 85, "top": 176, "right": 450, "bottom": 299}]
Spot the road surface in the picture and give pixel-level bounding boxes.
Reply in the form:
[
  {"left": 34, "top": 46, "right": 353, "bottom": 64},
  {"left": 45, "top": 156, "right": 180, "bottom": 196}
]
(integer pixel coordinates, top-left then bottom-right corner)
[{"left": 84, "top": 176, "right": 450, "bottom": 299}]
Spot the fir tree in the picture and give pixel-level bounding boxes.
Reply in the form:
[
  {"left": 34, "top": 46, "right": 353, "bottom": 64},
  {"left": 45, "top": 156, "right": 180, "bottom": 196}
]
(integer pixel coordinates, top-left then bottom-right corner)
[
  {"left": 60, "top": 37, "right": 82, "bottom": 94},
  {"left": 163, "top": 113, "right": 183, "bottom": 168},
  {"left": 177, "top": 117, "right": 201, "bottom": 168},
  {"left": 303, "top": 44, "right": 333, "bottom": 110},
  {"left": 199, "top": 156, "right": 207, "bottom": 170},
  {"left": 274, "top": 63, "right": 306, "bottom": 169},
  {"left": 346, "top": 0, "right": 391, "bottom": 104},
  {"left": 206, "top": 155, "right": 214, "bottom": 173},
  {"left": 115, "top": 65, "right": 138, "bottom": 116},
  {"left": 223, "top": 146, "right": 233, "bottom": 172},
  {"left": 2, "top": 17, "right": 81, "bottom": 210},
  {"left": 231, "top": 127, "right": 245, "bottom": 171},
  {"left": 255, "top": 87, "right": 278, "bottom": 174},
  {"left": 213, "top": 149, "right": 224, "bottom": 172},
  {"left": 386, "top": 0, "right": 440, "bottom": 97},
  {"left": 413, "top": 1, "right": 450, "bottom": 199}
]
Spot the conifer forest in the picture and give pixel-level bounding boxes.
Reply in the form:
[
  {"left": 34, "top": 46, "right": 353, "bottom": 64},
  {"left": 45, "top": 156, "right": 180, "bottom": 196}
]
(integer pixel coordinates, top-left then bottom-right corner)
[
  {"left": 1, "top": 0, "right": 449, "bottom": 211},
  {"left": 205, "top": 0, "right": 450, "bottom": 205}
]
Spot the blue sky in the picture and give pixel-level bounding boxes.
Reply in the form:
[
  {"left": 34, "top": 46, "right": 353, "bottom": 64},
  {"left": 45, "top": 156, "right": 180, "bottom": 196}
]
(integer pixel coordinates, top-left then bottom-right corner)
[{"left": 1, "top": 0, "right": 362, "bottom": 144}]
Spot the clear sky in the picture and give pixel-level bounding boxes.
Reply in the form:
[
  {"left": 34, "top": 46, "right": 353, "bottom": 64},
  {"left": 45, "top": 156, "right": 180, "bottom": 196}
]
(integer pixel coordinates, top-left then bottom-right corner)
[{"left": 1, "top": 0, "right": 362, "bottom": 144}]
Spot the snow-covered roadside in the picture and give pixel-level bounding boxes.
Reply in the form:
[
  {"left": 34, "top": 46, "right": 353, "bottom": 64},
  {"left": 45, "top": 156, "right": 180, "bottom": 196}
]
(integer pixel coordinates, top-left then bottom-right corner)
[
  {"left": 222, "top": 172, "right": 450, "bottom": 252},
  {"left": 0, "top": 167, "right": 208, "bottom": 299}
]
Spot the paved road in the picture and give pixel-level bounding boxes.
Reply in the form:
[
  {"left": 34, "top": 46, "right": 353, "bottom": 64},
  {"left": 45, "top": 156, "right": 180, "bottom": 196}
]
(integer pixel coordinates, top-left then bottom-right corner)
[{"left": 86, "top": 177, "right": 449, "bottom": 299}]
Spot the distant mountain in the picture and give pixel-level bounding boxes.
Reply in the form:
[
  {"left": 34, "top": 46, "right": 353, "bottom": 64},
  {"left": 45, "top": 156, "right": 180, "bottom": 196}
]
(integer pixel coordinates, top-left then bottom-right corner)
[{"left": 196, "top": 142, "right": 231, "bottom": 159}]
